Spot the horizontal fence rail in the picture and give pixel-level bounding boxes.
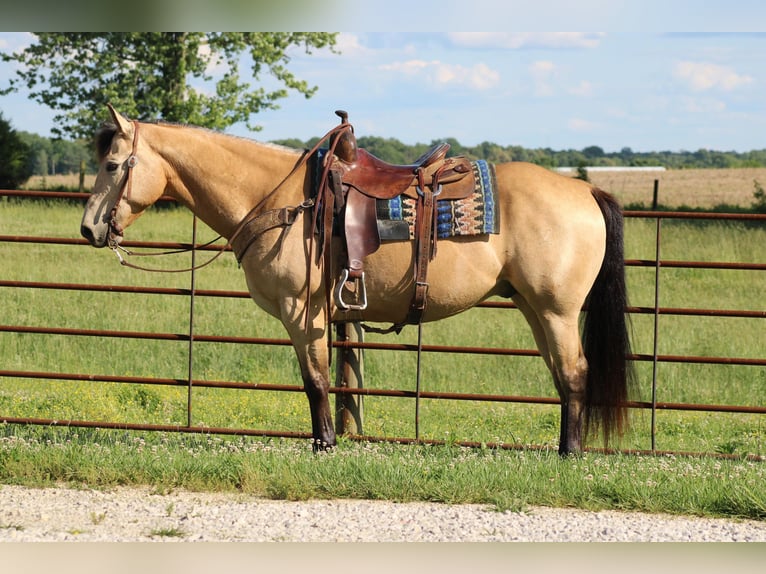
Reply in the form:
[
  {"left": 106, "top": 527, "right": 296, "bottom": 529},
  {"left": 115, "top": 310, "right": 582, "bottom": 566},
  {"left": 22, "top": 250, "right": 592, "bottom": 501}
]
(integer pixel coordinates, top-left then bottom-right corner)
[{"left": 1, "top": 189, "right": 764, "bottom": 459}]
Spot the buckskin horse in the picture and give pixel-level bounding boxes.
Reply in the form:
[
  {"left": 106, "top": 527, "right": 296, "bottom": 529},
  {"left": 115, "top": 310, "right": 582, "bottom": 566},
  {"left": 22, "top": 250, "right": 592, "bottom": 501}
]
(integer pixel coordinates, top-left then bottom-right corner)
[{"left": 80, "top": 105, "right": 633, "bottom": 455}]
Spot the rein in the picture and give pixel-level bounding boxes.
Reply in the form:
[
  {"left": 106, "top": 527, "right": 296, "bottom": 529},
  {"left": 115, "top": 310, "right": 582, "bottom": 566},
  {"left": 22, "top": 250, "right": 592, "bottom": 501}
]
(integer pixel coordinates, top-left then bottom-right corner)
[{"left": 108, "top": 120, "right": 354, "bottom": 274}]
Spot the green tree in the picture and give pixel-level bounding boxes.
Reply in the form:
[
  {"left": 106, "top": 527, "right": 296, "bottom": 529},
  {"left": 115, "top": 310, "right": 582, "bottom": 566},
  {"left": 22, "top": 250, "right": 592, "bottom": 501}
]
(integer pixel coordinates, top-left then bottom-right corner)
[
  {"left": 752, "top": 179, "right": 766, "bottom": 214},
  {"left": 1, "top": 32, "right": 338, "bottom": 140},
  {"left": 0, "top": 112, "right": 33, "bottom": 188},
  {"left": 582, "top": 145, "right": 604, "bottom": 159}
]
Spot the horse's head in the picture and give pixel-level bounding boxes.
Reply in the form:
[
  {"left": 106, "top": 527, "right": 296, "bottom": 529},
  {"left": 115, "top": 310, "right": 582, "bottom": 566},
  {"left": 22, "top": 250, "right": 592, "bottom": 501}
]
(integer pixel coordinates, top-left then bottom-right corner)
[{"left": 80, "top": 104, "right": 168, "bottom": 248}]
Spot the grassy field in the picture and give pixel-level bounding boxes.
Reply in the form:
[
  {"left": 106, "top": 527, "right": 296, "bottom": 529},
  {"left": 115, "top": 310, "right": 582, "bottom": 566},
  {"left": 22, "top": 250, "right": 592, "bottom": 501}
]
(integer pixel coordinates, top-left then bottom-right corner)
[{"left": 1, "top": 172, "right": 764, "bottom": 518}]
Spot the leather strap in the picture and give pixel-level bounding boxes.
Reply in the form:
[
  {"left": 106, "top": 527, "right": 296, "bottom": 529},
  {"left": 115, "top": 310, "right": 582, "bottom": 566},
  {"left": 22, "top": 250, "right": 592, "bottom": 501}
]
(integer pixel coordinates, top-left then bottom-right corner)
[
  {"left": 108, "top": 120, "right": 140, "bottom": 238},
  {"left": 406, "top": 168, "right": 437, "bottom": 325},
  {"left": 231, "top": 203, "right": 311, "bottom": 263}
]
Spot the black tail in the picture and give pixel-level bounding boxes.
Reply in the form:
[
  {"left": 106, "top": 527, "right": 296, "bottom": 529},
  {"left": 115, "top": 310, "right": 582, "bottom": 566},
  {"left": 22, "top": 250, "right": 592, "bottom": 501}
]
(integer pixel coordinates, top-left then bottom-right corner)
[{"left": 582, "top": 188, "right": 634, "bottom": 446}]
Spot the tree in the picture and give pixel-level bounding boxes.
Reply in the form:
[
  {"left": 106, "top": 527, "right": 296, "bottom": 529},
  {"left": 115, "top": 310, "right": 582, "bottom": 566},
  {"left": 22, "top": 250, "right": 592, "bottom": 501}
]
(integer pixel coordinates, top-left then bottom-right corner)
[
  {"left": 1, "top": 33, "right": 338, "bottom": 140},
  {"left": 582, "top": 145, "right": 604, "bottom": 159},
  {"left": 0, "top": 112, "right": 33, "bottom": 188},
  {"left": 17, "top": 131, "right": 94, "bottom": 175}
]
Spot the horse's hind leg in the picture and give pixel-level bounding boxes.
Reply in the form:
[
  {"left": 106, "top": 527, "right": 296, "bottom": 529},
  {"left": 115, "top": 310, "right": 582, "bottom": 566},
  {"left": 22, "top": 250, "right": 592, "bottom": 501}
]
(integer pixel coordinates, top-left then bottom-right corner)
[
  {"left": 513, "top": 295, "right": 585, "bottom": 454},
  {"left": 540, "top": 313, "right": 589, "bottom": 455}
]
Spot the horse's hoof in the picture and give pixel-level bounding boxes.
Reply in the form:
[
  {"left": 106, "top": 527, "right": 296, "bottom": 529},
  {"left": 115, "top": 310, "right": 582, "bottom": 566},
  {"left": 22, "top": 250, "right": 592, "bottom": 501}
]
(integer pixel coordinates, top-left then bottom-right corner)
[
  {"left": 558, "top": 447, "right": 583, "bottom": 458},
  {"left": 312, "top": 438, "right": 336, "bottom": 453}
]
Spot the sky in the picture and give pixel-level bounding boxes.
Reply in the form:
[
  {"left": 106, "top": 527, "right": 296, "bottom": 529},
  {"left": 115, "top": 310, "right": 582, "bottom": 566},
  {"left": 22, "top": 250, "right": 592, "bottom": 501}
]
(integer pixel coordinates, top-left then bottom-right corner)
[{"left": 1, "top": 28, "right": 765, "bottom": 153}]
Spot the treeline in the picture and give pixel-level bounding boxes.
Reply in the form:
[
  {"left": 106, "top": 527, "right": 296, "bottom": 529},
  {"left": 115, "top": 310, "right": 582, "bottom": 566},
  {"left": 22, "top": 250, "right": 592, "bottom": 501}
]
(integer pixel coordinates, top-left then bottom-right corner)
[
  {"left": 277, "top": 136, "right": 766, "bottom": 169},
  {"left": 17, "top": 132, "right": 766, "bottom": 178},
  {"left": 17, "top": 131, "right": 95, "bottom": 177}
]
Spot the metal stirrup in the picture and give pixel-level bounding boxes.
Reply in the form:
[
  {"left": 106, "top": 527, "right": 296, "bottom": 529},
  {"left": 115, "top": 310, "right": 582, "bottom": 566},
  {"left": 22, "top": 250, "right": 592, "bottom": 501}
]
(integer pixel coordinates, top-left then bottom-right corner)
[{"left": 335, "top": 269, "right": 368, "bottom": 311}]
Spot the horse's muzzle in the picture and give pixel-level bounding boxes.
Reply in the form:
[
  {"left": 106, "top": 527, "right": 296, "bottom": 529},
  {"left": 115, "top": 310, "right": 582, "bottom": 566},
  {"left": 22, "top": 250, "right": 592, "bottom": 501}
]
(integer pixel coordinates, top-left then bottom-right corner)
[{"left": 80, "top": 224, "right": 115, "bottom": 248}]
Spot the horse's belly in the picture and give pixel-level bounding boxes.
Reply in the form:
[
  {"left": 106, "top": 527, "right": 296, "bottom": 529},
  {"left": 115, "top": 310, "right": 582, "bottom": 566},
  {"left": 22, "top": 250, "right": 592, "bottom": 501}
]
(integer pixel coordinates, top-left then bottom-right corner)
[{"left": 351, "top": 237, "right": 506, "bottom": 322}]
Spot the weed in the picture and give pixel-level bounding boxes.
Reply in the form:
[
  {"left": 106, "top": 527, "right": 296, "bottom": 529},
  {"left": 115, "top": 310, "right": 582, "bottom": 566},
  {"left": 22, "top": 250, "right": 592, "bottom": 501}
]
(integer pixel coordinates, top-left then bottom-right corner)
[
  {"left": 90, "top": 512, "right": 106, "bottom": 525},
  {"left": 149, "top": 526, "right": 186, "bottom": 538}
]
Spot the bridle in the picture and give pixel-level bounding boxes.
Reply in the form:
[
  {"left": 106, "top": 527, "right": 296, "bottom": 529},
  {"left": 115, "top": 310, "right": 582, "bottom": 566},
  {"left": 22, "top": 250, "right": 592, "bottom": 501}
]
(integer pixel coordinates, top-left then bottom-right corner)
[
  {"left": 105, "top": 119, "right": 233, "bottom": 271},
  {"left": 107, "top": 120, "right": 140, "bottom": 248}
]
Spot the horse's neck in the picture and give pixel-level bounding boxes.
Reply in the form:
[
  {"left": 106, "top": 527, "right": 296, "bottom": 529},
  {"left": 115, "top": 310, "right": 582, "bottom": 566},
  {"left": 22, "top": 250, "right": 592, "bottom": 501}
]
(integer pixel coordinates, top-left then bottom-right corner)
[{"left": 152, "top": 125, "right": 307, "bottom": 238}]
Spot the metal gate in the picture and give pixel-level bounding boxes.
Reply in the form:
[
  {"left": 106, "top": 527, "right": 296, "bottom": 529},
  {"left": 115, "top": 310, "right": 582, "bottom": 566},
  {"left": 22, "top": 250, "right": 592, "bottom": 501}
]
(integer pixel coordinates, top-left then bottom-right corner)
[{"left": 1, "top": 189, "right": 764, "bottom": 459}]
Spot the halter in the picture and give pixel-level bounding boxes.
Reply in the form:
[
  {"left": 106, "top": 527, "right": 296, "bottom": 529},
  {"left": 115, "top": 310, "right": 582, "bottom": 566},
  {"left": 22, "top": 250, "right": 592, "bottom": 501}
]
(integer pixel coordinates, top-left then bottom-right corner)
[{"left": 107, "top": 120, "right": 140, "bottom": 247}]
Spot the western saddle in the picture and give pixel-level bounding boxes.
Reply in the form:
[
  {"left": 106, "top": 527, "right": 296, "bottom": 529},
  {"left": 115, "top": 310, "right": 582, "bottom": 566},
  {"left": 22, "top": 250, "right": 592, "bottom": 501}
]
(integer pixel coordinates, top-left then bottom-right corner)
[{"left": 319, "top": 110, "right": 474, "bottom": 327}]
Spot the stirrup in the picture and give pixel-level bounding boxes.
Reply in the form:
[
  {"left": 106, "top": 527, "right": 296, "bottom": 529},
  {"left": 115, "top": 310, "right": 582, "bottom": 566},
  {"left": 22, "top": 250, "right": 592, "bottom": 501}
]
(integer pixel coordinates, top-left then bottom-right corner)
[{"left": 335, "top": 269, "right": 368, "bottom": 311}]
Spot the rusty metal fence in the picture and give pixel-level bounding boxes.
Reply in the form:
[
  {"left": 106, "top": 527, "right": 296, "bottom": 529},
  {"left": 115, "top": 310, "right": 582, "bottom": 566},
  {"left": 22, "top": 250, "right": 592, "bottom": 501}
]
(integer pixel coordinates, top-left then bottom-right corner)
[{"left": 1, "top": 189, "right": 764, "bottom": 458}]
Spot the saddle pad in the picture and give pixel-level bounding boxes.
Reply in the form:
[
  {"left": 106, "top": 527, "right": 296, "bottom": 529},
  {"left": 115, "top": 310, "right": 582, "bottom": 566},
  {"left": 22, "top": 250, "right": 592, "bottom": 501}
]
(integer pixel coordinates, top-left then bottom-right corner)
[{"left": 376, "top": 160, "right": 499, "bottom": 241}]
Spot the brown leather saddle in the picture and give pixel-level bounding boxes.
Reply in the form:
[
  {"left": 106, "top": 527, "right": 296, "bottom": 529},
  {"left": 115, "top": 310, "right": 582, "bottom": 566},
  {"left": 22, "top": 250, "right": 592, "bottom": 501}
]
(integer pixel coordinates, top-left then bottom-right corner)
[{"left": 319, "top": 111, "right": 474, "bottom": 325}]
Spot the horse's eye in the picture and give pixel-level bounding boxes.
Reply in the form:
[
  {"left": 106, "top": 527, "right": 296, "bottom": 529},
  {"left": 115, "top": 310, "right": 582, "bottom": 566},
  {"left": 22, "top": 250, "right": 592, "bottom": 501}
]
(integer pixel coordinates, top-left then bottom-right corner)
[{"left": 106, "top": 162, "right": 119, "bottom": 172}]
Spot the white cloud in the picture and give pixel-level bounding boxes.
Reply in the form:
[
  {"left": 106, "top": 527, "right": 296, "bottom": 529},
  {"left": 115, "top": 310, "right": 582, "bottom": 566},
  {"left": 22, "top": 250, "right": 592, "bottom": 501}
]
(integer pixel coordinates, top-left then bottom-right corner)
[
  {"left": 332, "top": 33, "right": 374, "bottom": 57},
  {"left": 568, "top": 80, "right": 594, "bottom": 97},
  {"left": 529, "top": 60, "right": 556, "bottom": 96},
  {"left": 448, "top": 32, "right": 604, "bottom": 50},
  {"left": 197, "top": 43, "right": 226, "bottom": 76},
  {"left": 674, "top": 61, "right": 753, "bottom": 92},
  {"left": 679, "top": 96, "right": 727, "bottom": 113},
  {"left": 530, "top": 60, "right": 555, "bottom": 75},
  {"left": 379, "top": 59, "right": 500, "bottom": 91},
  {"left": 568, "top": 118, "right": 600, "bottom": 132}
]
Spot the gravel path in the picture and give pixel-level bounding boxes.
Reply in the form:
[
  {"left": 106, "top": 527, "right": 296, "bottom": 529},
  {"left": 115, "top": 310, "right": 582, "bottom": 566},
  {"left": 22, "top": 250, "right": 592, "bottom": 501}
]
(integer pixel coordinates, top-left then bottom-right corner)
[{"left": 1, "top": 484, "right": 764, "bottom": 542}]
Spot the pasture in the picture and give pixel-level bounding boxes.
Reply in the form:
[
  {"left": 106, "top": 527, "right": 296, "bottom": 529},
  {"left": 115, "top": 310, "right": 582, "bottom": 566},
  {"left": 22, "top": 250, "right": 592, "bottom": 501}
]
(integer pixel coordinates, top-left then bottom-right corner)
[{"left": 0, "top": 170, "right": 764, "bottom": 518}]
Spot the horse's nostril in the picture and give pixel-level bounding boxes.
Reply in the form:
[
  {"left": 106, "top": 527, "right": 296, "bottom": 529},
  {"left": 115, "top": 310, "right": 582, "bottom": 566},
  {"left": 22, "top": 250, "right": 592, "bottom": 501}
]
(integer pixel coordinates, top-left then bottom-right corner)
[{"left": 81, "top": 225, "right": 94, "bottom": 243}]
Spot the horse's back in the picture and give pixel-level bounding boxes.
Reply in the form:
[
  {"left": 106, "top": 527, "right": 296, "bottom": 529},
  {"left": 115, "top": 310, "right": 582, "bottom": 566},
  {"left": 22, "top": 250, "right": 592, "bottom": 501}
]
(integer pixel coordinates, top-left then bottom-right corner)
[{"left": 495, "top": 161, "right": 603, "bottom": 221}]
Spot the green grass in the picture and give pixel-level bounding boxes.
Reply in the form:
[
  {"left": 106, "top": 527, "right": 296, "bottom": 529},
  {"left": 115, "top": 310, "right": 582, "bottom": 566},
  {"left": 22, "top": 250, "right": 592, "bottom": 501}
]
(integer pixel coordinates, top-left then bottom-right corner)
[
  {"left": 0, "top": 199, "right": 764, "bottom": 518},
  {"left": 0, "top": 426, "right": 764, "bottom": 520}
]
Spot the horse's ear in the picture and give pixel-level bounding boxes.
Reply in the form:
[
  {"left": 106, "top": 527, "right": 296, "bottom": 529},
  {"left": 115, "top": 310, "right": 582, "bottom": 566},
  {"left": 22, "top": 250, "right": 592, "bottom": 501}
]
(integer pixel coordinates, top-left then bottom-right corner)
[{"left": 106, "top": 103, "right": 132, "bottom": 135}]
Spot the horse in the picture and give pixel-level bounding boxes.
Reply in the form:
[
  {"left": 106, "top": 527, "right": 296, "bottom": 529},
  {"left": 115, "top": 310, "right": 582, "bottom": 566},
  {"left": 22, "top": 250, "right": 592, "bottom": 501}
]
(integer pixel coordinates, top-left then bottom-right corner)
[{"left": 80, "top": 104, "right": 633, "bottom": 455}]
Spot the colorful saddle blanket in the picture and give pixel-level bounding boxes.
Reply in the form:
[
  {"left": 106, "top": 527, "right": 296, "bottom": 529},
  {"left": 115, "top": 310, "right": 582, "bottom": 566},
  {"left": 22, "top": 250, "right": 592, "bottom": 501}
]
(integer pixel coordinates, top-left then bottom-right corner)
[{"left": 375, "top": 159, "right": 499, "bottom": 241}]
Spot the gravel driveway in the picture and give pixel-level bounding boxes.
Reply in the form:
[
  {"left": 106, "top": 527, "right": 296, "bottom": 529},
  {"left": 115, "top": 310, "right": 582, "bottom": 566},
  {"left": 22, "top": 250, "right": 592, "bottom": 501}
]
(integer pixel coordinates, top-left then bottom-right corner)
[{"left": 1, "top": 484, "right": 764, "bottom": 542}]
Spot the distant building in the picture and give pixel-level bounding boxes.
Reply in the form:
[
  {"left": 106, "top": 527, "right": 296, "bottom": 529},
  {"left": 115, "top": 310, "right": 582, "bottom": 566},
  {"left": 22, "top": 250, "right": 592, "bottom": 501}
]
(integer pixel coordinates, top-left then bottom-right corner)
[{"left": 555, "top": 166, "right": 667, "bottom": 174}]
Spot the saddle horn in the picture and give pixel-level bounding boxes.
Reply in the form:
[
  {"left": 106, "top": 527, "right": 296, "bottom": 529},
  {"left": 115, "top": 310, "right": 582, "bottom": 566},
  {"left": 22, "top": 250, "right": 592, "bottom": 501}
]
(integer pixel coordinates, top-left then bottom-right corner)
[{"left": 332, "top": 110, "right": 357, "bottom": 163}]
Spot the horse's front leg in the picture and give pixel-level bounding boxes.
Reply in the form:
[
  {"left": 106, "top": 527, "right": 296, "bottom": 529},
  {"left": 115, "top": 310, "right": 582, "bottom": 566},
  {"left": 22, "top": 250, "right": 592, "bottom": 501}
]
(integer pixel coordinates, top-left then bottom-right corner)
[
  {"left": 289, "top": 325, "right": 336, "bottom": 451},
  {"left": 302, "top": 357, "right": 336, "bottom": 452}
]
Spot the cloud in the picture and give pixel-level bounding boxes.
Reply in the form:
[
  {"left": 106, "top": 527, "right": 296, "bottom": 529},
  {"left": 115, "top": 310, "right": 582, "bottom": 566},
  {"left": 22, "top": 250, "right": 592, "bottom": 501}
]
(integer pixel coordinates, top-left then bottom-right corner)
[
  {"left": 331, "top": 33, "right": 375, "bottom": 57},
  {"left": 529, "top": 60, "right": 556, "bottom": 96},
  {"left": 530, "top": 60, "right": 555, "bottom": 75},
  {"left": 379, "top": 59, "right": 500, "bottom": 90},
  {"left": 679, "top": 96, "right": 727, "bottom": 113},
  {"left": 447, "top": 32, "right": 604, "bottom": 50},
  {"left": 674, "top": 61, "right": 753, "bottom": 92},
  {"left": 568, "top": 80, "right": 594, "bottom": 97},
  {"left": 568, "top": 117, "right": 600, "bottom": 132}
]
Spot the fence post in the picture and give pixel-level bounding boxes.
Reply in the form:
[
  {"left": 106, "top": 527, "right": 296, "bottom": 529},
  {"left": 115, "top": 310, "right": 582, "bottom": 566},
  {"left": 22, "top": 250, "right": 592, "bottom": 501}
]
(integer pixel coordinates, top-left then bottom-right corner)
[
  {"left": 186, "top": 215, "right": 198, "bottom": 428},
  {"left": 334, "top": 321, "right": 364, "bottom": 435},
  {"left": 79, "top": 160, "right": 86, "bottom": 193},
  {"left": 650, "top": 216, "right": 662, "bottom": 452}
]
